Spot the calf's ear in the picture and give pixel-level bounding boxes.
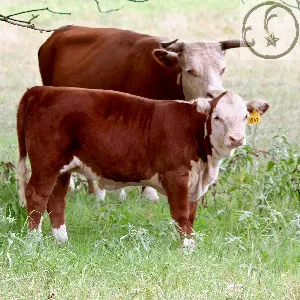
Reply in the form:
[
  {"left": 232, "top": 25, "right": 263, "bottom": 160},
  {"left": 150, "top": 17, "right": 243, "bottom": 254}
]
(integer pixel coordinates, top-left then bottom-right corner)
[
  {"left": 246, "top": 100, "right": 270, "bottom": 115},
  {"left": 196, "top": 99, "right": 211, "bottom": 116},
  {"left": 152, "top": 49, "right": 178, "bottom": 68}
]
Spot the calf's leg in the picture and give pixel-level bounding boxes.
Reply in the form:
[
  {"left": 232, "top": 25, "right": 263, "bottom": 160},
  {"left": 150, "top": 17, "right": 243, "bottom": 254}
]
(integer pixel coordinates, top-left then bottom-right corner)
[
  {"left": 187, "top": 201, "right": 198, "bottom": 235},
  {"left": 25, "top": 171, "right": 59, "bottom": 231},
  {"left": 162, "top": 171, "right": 190, "bottom": 238},
  {"left": 87, "top": 179, "right": 95, "bottom": 194},
  {"left": 47, "top": 172, "right": 71, "bottom": 243},
  {"left": 180, "top": 201, "right": 199, "bottom": 249}
]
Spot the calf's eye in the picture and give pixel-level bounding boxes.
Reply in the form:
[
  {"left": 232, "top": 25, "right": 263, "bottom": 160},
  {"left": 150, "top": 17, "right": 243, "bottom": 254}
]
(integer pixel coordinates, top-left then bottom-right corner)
[
  {"left": 186, "top": 69, "right": 197, "bottom": 77},
  {"left": 214, "top": 116, "right": 219, "bottom": 120}
]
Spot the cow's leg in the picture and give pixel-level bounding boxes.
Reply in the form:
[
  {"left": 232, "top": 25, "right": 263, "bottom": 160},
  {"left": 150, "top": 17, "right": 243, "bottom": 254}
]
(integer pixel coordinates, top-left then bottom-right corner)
[
  {"left": 141, "top": 186, "right": 159, "bottom": 202},
  {"left": 96, "top": 187, "right": 106, "bottom": 201},
  {"left": 69, "top": 175, "right": 76, "bottom": 192},
  {"left": 201, "top": 194, "right": 208, "bottom": 208},
  {"left": 26, "top": 171, "right": 59, "bottom": 232},
  {"left": 118, "top": 188, "right": 126, "bottom": 201},
  {"left": 87, "top": 179, "right": 95, "bottom": 194},
  {"left": 47, "top": 172, "right": 71, "bottom": 243},
  {"left": 162, "top": 171, "right": 190, "bottom": 238}
]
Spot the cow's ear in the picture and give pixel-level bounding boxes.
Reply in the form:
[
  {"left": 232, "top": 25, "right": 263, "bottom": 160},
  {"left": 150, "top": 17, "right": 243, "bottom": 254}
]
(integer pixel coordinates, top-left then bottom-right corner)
[
  {"left": 152, "top": 49, "right": 178, "bottom": 68},
  {"left": 246, "top": 100, "right": 270, "bottom": 115},
  {"left": 196, "top": 99, "right": 211, "bottom": 116}
]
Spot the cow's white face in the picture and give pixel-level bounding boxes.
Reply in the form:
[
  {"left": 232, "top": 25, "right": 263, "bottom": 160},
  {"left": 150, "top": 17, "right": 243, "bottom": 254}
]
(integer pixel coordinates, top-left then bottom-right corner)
[
  {"left": 179, "top": 42, "right": 226, "bottom": 100},
  {"left": 153, "top": 39, "right": 253, "bottom": 101},
  {"left": 152, "top": 42, "right": 226, "bottom": 100},
  {"left": 196, "top": 91, "right": 270, "bottom": 158}
]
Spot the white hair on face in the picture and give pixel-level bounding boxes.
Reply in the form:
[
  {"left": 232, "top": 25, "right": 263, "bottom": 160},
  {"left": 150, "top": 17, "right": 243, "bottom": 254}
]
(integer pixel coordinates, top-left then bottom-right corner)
[
  {"left": 179, "top": 42, "right": 226, "bottom": 100},
  {"left": 209, "top": 91, "right": 249, "bottom": 157}
]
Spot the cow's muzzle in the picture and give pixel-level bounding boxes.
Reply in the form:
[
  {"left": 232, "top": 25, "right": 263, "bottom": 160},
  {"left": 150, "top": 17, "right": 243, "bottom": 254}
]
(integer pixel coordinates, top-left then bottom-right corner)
[{"left": 229, "top": 135, "right": 244, "bottom": 147}]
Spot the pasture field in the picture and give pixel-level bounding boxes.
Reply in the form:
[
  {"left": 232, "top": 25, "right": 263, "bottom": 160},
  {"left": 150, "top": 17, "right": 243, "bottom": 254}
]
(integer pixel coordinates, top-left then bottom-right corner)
[{"left": 0, "top": 0, "right": 299, "bottom": 299}]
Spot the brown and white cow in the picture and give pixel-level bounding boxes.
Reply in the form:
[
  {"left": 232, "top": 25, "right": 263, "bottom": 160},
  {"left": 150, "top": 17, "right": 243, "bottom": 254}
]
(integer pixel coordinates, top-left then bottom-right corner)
[
  {"left": 38, "top": 26, "right": 254, "bottom": 201},
  {"left": 17, "top": 86, "right": 269, "bottom": 245}
]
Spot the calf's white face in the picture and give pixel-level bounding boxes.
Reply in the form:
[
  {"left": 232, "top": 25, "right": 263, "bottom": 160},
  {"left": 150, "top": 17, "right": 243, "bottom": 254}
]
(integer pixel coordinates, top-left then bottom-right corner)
[
  {"left": 197, "top": 91, "right": 269, "bottom": 158},
  {"left": 211, "top": 93, "right": 248, "bottom": 156}
]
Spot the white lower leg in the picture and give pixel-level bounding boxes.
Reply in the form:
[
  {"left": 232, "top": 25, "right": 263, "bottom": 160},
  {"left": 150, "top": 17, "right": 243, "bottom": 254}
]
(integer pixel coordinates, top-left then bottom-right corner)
[
  {"left": 96, "top": 188, "right": 106, "bottom": 200},
  {"left": 52, "top": 224, "right": 68, "bottom": 243},
  {"left": 37, "top": 215, "right": 43, "bottom": 233},
  {"left": 27, "top": 214, "right": 43, "bottom": 233},
  {"left": 69, "top": 175, "right": 75, "bottom": 191},
  {"left": 183, "top": 238, "right": 195, "bottom": 250},
  {"left": 118, "top": 189, "right": 126, "bottom": 201},
  {"left": 142, "top": 187, "right": 159, "bottom": 201}
]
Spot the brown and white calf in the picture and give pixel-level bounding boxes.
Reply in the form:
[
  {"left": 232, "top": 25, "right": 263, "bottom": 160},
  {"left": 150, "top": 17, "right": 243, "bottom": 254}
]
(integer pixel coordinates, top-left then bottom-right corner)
[{"left": 17, "top": 87, "right": 269, "bottom": 245}]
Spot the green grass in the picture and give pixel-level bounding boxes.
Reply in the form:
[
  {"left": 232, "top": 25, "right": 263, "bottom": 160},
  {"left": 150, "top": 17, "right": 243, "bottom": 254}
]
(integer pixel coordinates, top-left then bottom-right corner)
[
  {"left": 0, "top": 0, "right": 300, "bottom": 299},
  {"left": 0, "top": 137, "right": 299, "bottom": 299}
]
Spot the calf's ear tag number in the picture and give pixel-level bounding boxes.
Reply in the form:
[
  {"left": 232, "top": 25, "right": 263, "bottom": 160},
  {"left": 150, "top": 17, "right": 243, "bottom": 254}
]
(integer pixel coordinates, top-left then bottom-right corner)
[{"left": 248, "top": 109, "right": 261, "bottom": 125}]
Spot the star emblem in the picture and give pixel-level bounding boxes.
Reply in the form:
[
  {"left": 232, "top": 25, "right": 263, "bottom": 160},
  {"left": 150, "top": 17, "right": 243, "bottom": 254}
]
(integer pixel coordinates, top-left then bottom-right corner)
[{"left": 265, "top": 32, "right": 280, "bottom": 47}]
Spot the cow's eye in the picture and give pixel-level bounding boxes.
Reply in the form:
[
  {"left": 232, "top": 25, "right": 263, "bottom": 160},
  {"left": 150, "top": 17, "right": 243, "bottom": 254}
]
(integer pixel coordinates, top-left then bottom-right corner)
[
  {"left": 187, "top": 69, "right": 196, "bottom": 77},
  {"left": 214, "top": 116, "right": 219, "bottom": 120},
  {"left": 245, "top": 115, "right": 248, "bottom": 119}
]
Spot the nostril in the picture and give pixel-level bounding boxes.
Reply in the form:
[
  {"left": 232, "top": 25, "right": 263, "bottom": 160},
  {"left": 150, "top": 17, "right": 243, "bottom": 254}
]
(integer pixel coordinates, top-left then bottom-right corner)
[{"left": 230, "top": 136, "right": 244, "bottom": 145}]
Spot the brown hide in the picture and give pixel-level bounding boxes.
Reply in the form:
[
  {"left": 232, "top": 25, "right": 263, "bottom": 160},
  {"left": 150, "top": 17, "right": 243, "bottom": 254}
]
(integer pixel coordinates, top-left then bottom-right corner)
[
  {"left": 38, "top": 26, "right": 184, "bottom": 100},
  {"left": 17, "top": 86, "right": 208, "bottom": 237}
]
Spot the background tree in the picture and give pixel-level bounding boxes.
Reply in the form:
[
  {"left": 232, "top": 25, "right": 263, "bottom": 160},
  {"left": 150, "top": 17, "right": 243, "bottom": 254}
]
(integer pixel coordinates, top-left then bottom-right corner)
[{"left": 0, "top": 0, "right": 149, "bottom": 32}]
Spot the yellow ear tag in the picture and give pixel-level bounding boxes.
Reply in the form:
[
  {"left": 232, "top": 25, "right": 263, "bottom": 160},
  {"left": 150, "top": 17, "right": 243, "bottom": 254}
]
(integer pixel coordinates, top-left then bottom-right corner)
[{"left": 248, "top": 109, "right": 261, "bottom": 125}]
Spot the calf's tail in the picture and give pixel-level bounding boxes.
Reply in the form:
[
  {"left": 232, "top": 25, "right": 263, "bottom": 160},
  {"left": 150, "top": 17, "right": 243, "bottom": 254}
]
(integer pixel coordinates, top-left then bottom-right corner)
[{"left": 16, "top": 88, "right": 35, "bottom": 206}]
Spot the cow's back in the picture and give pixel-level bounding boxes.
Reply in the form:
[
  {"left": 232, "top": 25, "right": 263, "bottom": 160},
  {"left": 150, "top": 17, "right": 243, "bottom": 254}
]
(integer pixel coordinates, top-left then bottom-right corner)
[{"left": 38, "top": 26, "right": 184, "bottom": 100}]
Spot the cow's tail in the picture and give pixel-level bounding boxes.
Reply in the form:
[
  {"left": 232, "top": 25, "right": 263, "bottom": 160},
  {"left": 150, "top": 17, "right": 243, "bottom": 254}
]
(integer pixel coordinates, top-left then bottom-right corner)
[{"left": 17, "top": 88, "right": 35, "bottom": 207}]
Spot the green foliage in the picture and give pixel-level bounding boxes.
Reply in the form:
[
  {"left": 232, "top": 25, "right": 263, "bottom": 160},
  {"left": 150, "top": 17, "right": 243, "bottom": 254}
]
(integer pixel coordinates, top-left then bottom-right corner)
[
  {"left": 219, "top": 135, "right": 300, "bottom": 204},
  {"left": 0, "top": 150, "right": 27, "bottom": 231}
]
